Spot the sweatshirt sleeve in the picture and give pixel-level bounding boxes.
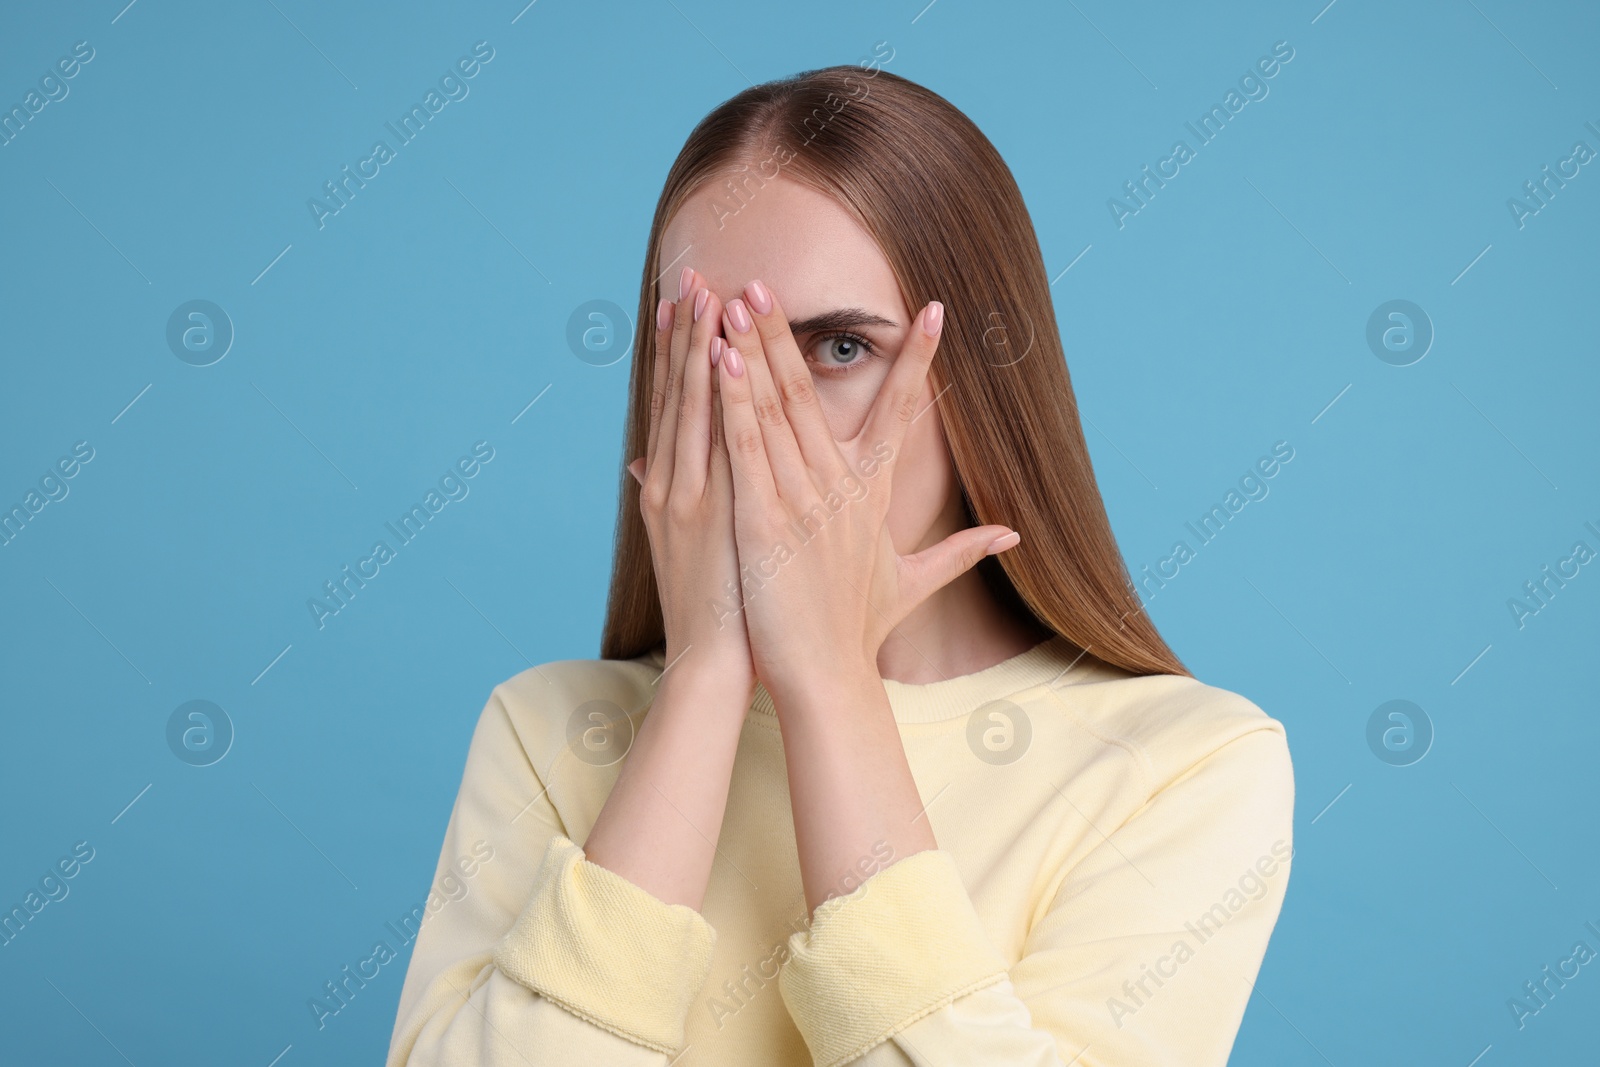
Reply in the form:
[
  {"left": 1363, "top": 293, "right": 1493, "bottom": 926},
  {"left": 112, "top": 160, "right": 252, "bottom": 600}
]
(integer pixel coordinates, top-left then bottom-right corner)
[
  {"left": 778, "top": 723, "right": 1295, "bottom": 1067},
  {"left": 386, "top": 685, "right": 718, "bottom": 1066}
]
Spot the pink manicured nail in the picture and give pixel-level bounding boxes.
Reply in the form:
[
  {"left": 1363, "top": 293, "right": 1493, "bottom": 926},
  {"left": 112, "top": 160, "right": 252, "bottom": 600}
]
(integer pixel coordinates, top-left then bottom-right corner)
[
  {"left": 679, "top": 266, "right": 695, "bottom": 302},
  {"left": 922, "top": 301, "right": 944, "bottom": 338},
  {"left": 746, "top": 279, "right": 772, "bottom": 314},
  {"left": 985, "top": 530, "right": 1020, "bottom": 555},
  {"left": 711, "top": 336, "right": 724, "bottom": 366},
  {"left": 694, "top": 288, "right": 709, "bottom": 321},
  {"left": 724, "top": 346, "right": 744, "bottom": 378},
  {"left": 656, "top": 297, "right": 672, "bottom": 331},
  {"left": 727, "top": 298, "right": 752, "bottom": 333}
]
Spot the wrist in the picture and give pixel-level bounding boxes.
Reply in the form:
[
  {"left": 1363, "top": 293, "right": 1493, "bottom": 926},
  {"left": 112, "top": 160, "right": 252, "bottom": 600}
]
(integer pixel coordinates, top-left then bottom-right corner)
[
  {"left": 765, "top": 658, "right": 883, "bottom": 720},
  {"left": 657, "top": 651, "right": 755, "bottom": 717}
]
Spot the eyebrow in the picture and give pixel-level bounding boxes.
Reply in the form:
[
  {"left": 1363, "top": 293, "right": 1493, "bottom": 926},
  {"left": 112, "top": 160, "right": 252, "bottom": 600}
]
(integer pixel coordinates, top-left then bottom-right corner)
[{"left": 786, "top": 307, "right": 900, "bottom": 336}]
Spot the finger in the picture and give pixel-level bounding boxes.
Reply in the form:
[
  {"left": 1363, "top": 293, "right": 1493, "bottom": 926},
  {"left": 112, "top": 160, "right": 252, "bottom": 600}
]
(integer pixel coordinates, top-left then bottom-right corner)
[
  {"left": 721, "top": 294, "right": 813, "bottom": 501},
  {"left": 708, "top": 350, "right": 756, "bottom": 500},
  {"left": 901, "top": 524, "right": 1017, "bottom": 609},
  {"left": 673, "top": 286, "right": 723, "bottom": 497},
  {"left": 717, "top": 345, "right": 778, "bottom": 507},
  {"left": 644, "top": 295, "right": 672, "bottom": 472},
  {"left": 708, "top": 369, "right": 732, "bottom": 497},
  {"left": 708, "top": 349, "right": 727, "bottom": 457},
  {"left": 707, "top": 381, "right": 739, "bottom": 617},
  {"left": 648, "top": 266, "right": 700, "bottom": 494},
  {"left": 735, "top": 279, "right": 841, "bottom": 476},
  {"left": 646, "top": 263, "right": 697, "bottom": 467},
  {"left": 863, "top": 300, "right": 944, "bottom": 461}
]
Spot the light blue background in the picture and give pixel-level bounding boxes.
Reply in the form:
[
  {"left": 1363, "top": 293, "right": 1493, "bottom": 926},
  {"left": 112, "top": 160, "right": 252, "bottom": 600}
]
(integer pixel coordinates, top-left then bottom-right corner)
[{"left": 2, "top": 1, "right": 1596, "bottom": 1063}]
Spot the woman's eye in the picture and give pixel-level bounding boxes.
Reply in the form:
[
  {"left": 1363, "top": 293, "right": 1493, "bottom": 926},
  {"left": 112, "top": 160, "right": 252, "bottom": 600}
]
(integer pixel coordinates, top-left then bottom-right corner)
[{"left": 809, "top": 333, "right": 872, "bottom": 371}]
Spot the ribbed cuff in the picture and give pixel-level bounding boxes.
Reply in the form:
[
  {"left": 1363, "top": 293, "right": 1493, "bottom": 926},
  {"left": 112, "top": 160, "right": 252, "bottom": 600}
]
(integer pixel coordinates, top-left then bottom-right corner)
[
  {"left": 778, "top": 849, "right": 1010, "bottom": 1067},
  {"left": 492, "top": 835, "right": 717, "bottom": 1054}
]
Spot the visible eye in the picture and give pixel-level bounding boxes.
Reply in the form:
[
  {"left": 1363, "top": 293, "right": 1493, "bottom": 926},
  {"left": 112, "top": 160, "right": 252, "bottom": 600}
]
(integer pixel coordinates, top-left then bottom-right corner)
[{"left": 807, "top": 331, "right": 877, "bottom": 376}]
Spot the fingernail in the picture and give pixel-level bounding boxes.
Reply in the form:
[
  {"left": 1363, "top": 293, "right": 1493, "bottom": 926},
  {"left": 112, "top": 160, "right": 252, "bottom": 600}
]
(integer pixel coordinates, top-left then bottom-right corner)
[
  {"left": 656, "top": 298, "right": 672, "bottom": 331},
  {"left": 746, "top": 279, "right": 772, "bottom": 314},
  {"left": 727, "top": 298, "right": 752, "bottom": 333},
  {"left": 985, "top": 530, "right": 1020, "bottom": 555},
  {"left": 922, "top": 301, "right": 944, "bottom": 338},
  {"left": 694, "top": 288, "right": 709, "bottom": 321},
  {"left": 679, "top": 266, "right": 695, "bottom": 302},
  {"left": 724, "top": 346, "right": 744, "bottom": 378},
  {"left": 711, "top": 336, "right": 724, "bottom": 366}
]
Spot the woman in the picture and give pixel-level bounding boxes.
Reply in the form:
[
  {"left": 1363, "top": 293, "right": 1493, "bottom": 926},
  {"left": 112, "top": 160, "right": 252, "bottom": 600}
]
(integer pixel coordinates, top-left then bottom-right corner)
[{"left": 388, "top": 64, "right": 1294, "bottom": 1066}]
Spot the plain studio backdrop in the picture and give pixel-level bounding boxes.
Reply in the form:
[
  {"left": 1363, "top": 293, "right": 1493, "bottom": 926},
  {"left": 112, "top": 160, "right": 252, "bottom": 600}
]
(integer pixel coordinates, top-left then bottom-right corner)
[{"left": 0, "top": 0, "right": 1595, "bottom": 1063}]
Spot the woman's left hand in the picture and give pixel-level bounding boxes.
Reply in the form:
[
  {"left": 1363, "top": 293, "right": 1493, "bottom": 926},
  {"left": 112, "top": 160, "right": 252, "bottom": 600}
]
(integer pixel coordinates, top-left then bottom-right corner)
[{"left": 714, "top": 280, "right": 1019, "bottom": 702}]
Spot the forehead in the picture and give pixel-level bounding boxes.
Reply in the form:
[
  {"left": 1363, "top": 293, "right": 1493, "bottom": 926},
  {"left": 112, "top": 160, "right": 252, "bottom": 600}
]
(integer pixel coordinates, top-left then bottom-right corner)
[{"left": 658, "top": 175, "right": 906, "bottom": 318}]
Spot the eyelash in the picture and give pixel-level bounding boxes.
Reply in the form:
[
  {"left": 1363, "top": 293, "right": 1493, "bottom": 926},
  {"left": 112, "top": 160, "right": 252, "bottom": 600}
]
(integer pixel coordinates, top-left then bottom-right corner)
[{"left": 807, "top": 331, "right": 878, "bottom": 377}]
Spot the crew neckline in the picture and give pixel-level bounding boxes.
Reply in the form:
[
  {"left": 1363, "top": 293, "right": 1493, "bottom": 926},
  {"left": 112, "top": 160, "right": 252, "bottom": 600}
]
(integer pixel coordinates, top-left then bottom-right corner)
[{"left": 640, "top": 634, "right": 1102, "bottom": 725}]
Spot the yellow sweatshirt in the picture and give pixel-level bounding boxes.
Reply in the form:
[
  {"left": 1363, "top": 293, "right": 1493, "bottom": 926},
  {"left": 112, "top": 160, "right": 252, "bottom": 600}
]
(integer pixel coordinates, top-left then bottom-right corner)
[{"left": 387, "top": 635, "right": 1295, "bottom": 1066}]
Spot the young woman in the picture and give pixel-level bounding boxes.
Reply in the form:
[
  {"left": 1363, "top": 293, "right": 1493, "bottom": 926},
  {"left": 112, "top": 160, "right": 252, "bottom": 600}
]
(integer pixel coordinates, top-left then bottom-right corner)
[{"left": 388, "top": 64, "right": 1294, "bottom": 1067}]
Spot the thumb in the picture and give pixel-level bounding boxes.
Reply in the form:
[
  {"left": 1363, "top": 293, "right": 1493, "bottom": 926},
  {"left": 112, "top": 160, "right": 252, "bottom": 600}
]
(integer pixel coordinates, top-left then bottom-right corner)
[
  {"left": 901, "top": 525, "right": 1019, "bottom": 604},
  {"left": 626, "top": 457, "right": 645, "bottom": 486}
]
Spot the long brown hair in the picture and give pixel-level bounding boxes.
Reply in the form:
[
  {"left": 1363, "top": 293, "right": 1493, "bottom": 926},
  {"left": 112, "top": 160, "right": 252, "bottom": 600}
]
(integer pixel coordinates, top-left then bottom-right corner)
[{"left": 600, "top": 64, "right": 1189, "bottom": 679}]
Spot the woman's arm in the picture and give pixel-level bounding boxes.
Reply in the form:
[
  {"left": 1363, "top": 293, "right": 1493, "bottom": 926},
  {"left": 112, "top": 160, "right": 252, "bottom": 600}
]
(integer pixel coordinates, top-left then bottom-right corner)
[
  {"left": 391, "top": 269, "right": 755, "bottom": 1064},
  {"left": 387, "top": 686, "right": 711, "bottom": 1066},
  {"left": 771, "top": 665, "right": 935, "bottom": 913},
  {"left": 580, "top": 655, "right": 751, "bottom": 909},
  {"left": 584, "top": 267, "right": 755, "bottom": 911},
  {"left": 709, "top": 282, "right": 1294, "bottom": 1065},
  {"left": 780, "top": 723, "right": 1295, "bottom": 1067}
]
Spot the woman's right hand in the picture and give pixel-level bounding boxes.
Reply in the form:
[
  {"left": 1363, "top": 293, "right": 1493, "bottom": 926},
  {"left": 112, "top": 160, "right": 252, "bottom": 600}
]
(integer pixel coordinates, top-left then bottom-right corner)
[{"left": 628, "top": 267, "right": 756, "bottom": 700}]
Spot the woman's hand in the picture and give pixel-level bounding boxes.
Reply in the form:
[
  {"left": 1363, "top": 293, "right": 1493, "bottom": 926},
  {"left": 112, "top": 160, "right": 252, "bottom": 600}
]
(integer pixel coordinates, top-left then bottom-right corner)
[
  {"left": 713, "top": 280, "right": 1019, "bottom": 703},
  {"left": 627, "top": 267, "right": 755, "bottom": 698}
]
